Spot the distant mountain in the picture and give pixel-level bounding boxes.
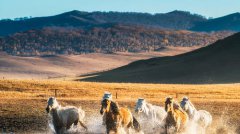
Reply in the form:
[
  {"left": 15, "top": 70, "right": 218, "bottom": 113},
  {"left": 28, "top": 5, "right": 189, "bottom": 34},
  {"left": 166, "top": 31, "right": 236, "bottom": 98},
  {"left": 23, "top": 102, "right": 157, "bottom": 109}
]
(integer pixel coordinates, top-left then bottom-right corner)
[
  {"left": 1, "top": 10, "right": 240, "bottom": 37},
  {"left": 0, "top": 10, "right": 107, "bottom": 36},
  {"left": 192, "top": 13, "right": 240, "bottom": 31},
  {"left": 0, "top": 25, "right": 233, "bottom": 56},
  {"left": 0, "top": 10, "right": 207, "bottom": 36},
  {"left": 88, "top": 10, "right": 206, "bottom": 29},
  {"left": 0, "top": 10, "right": 238, "bottom": 57},
  {"left": 82, "top": 32, "right": 240, "bottom": 84}
]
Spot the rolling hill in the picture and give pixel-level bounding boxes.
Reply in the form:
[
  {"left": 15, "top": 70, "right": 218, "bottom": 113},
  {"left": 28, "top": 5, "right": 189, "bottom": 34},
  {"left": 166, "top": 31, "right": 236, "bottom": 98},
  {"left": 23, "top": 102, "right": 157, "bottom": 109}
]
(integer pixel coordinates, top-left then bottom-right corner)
[
  {"left": 82, "top": 32, "right": 240, "bottom": 84},
  {"left": 192, "top": 13, "right": 240, "bottom": 32},
  {"left": 1, "top": 10, "right": 240, "bottom": 37},
  {"left": 0, "top": 10, "right": 206, "bottom": 36},
  {"left": 0, "top": 46, "right": 197, "bottom": 79},
  {"left": 0, "top": 10, "right": 238, "bottom": 56}
]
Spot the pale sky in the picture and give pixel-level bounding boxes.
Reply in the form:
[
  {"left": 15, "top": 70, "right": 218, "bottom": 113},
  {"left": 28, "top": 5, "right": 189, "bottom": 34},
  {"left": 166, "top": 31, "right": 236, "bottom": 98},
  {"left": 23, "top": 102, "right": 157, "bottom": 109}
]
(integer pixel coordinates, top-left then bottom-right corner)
[{"left": 0, "top": 0, "right": 240, "bottom": 19}]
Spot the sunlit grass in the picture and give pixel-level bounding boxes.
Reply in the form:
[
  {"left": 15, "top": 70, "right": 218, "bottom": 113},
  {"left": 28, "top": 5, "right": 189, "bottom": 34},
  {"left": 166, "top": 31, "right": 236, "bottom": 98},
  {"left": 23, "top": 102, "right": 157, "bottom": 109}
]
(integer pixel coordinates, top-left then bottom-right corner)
[
  {"left": 0, "top": 79, "right": 240, "bottom": 132},
  {"left": 1, "top": 79, "right": 240, "bottom": 101}
]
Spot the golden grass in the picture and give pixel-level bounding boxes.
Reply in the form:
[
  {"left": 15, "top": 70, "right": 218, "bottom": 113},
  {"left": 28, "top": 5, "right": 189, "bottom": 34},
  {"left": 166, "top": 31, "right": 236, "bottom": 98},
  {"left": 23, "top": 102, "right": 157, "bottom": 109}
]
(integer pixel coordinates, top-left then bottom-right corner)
[
  {"left": 1, "top": 79, "right": 240, "bottom": 101},
  {"left": 0, "top": 79, "right": 240, "bottom": 133}
]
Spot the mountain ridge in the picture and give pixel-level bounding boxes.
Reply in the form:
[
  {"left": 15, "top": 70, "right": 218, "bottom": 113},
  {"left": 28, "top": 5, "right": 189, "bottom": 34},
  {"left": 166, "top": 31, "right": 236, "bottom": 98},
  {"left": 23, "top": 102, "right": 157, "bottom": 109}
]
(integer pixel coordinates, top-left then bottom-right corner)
[
  {"left": 0, "top": 10, "right": 207, "bottom": 36},
  {"left": 1, "top": 10, "right": 240, "bottom": 37}
]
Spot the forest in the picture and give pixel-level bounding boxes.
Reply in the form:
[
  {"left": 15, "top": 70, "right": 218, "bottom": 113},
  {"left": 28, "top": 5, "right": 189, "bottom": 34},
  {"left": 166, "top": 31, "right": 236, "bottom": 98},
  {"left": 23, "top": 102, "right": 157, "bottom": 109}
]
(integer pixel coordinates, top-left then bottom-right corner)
[{"left": 0, "top": 25, "right": 233, "bottom": 56}]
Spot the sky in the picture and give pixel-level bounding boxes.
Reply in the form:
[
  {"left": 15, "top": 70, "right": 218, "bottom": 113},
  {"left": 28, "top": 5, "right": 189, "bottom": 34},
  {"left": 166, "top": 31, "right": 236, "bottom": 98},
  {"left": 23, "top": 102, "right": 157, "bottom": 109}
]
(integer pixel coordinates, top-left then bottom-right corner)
[{"left": 0, "top": 0, "right": 240, "bottom": 19}]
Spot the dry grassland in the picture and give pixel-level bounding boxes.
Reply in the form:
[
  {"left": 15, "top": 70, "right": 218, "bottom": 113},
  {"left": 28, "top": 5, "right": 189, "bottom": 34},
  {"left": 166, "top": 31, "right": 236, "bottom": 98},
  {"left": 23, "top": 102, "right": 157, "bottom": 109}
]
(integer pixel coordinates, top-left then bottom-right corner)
[{"left": 0, "top": 79, "right": 240, "bottom": 133}]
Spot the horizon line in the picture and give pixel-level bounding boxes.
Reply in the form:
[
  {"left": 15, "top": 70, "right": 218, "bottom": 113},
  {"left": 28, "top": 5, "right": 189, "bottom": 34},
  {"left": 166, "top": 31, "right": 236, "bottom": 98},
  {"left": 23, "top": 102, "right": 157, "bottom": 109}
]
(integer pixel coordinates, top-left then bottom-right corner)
[{"left": 1, "top": 9, "right": 239, "bottom": 20}]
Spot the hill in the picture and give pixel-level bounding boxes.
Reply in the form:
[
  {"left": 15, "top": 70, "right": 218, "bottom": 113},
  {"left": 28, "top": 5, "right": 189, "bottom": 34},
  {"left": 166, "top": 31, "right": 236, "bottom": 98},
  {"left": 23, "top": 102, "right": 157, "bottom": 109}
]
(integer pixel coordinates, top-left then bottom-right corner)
[
  {"left": 0, "top": 25, "right": 232, "bottom": 56},
  {"left": 0, "top": 47, "right": 197, "bottom": 79},
  {"left": 0, "top": 10, "right": 206, "bottom": 36},
  {"left": 0, "top": 10, "right": 237, "bottom": 56},
  {"left": 192, "top": 13, "right": 240, "bottom": 31},
  {"left": 82, "top": 32, "right": 240, "bottom": 84},
  {"left": 1, "top": 10, "right": 240, "bottom": 37}
]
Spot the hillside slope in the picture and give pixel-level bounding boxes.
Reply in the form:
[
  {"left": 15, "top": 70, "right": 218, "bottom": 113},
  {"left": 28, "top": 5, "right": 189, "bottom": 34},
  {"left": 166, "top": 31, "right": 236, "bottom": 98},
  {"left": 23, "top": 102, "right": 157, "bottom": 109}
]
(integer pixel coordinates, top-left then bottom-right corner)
[
  {"left": 82, "top": 33, "right": 240, "bottom": 84},
  {"left": 0, "top": 46, "right": 196, "bottom": 79},
  {"left": 191, "top": 13, "right": 240, "bottom": 31}
]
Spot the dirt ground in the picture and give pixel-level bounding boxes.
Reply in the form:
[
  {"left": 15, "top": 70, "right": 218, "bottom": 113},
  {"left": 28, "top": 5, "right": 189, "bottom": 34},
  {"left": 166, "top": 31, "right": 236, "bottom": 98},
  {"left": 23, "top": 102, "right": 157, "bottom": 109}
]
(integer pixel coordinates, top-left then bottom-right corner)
[
  {"left": 0, "top": 80, "right": 240, "bottom": 133},
  {"left": 1, "top": 99, "right": 239, "bottom": 134}
]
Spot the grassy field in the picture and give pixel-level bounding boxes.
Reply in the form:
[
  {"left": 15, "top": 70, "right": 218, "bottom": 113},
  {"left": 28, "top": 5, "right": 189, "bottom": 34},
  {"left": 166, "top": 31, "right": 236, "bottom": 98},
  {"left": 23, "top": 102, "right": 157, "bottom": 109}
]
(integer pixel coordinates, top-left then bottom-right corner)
[{"left": 0, "top": 79, "right": 240, "bottom": 133}]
